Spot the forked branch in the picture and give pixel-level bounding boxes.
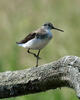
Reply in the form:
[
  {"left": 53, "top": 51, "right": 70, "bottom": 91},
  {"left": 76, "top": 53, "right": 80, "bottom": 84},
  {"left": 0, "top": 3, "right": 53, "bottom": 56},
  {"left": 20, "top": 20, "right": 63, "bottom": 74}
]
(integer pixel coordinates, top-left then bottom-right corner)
[{"left": 0, "top": 56, "right": 80, "bottom": 99}]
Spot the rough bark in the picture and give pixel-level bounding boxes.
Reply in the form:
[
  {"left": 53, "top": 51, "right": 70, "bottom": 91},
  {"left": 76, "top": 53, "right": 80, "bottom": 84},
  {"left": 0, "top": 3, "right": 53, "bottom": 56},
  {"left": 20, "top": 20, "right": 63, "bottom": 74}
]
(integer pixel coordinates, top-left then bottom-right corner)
[{"left": 0, "top": 56, "right": 80, "bottom": 99}]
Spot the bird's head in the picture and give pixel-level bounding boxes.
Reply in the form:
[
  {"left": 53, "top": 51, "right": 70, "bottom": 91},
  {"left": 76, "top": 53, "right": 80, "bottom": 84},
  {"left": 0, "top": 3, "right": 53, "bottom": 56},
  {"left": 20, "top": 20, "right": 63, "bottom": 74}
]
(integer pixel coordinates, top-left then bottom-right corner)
[{"left": 43, "top": 22, "right": 64, "bottom": 32}]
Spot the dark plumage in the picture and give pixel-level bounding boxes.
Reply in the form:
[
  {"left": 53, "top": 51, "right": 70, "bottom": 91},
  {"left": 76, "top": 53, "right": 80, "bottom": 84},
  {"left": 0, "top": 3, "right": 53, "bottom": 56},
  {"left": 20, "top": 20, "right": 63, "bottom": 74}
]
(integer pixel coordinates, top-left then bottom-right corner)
[{"left": 16, "top": 33, "right": 36, "bottom": 44}]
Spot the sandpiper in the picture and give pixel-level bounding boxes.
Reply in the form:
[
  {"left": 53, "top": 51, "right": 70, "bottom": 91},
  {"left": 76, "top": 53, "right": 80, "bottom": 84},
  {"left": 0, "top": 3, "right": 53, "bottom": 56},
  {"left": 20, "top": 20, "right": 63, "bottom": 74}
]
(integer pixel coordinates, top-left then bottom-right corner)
[{"left": 16, "top": 22, "right": 64, "bottom": 67}]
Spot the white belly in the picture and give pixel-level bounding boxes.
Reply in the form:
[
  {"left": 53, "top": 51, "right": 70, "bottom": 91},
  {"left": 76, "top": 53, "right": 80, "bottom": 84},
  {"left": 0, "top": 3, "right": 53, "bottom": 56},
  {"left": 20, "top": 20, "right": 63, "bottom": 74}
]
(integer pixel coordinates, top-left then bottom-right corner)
[{"left": 18, "top": 38, "right": 51, "bottom": 50}]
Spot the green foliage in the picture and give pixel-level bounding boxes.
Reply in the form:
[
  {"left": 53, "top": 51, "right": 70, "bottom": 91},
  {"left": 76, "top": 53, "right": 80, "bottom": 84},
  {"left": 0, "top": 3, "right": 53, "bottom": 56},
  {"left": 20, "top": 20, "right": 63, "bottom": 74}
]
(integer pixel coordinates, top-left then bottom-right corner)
[{"left": 0, "top": 0, "right": 80, "bottom": 100}]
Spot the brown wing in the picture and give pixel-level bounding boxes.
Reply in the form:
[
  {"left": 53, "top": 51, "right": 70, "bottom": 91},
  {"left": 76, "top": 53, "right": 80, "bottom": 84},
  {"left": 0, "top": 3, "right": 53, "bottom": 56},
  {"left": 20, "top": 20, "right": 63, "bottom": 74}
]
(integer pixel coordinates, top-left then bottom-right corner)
[
  {"left": 16, "top": 32, "right": 36, "bottom": 44},
  {"left": 35, "top": 28, "right": 47, "bottom": 35},
  {"left": 16, "top": 28, "right": 46, "bottom": 44}
]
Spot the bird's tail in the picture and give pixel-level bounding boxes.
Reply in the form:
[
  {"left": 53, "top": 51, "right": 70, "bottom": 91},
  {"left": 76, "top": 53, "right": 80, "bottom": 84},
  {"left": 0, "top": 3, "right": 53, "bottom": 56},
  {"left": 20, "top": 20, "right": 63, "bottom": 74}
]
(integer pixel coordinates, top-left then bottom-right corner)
[
  {"left": 16, "top": 42, "right": 20, "bottom": 44},
  {"left": 16, "top": 42, "right": 22, "bottom": 46}
]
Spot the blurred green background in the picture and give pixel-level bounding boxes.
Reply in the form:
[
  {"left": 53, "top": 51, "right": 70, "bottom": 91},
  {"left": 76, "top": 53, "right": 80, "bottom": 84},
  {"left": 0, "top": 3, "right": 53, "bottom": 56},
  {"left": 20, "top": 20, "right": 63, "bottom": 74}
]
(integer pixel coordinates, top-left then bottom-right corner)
[{"left": 0, "top": 0, "right": 80, "bottom": 100}]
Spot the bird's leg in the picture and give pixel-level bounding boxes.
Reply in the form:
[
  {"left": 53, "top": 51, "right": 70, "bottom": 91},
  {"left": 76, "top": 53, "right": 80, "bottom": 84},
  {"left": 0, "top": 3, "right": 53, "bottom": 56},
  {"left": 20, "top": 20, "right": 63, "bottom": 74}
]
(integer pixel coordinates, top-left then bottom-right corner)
[
  {"left": 36, "top": 49, "right": 41, "bottom": 67},
  {"left": 27, "top": 49, "right": 41, "bottom": 59},
  {"left": 27, "top": 48, "right": 37, "bottom": 57},
  {"left": 27, "top": 49, "right": 41, "bottom": 67}
]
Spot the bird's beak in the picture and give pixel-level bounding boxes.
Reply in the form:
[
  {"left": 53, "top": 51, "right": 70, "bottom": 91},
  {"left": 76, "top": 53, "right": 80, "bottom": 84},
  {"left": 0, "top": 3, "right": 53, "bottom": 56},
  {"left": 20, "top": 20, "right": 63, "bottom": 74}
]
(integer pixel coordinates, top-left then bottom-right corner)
[{"left": 53, "top": 27, "right": 64, "bottom": 32}]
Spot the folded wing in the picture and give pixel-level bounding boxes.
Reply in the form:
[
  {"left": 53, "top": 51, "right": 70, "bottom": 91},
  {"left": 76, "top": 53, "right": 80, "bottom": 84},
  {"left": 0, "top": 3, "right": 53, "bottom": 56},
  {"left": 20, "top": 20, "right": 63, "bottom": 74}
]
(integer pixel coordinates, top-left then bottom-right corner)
[
  {"left": 16, "top": 33, "right": 36, "bottom": 44},
  {"left": 16, "top": 28, "right": 47, "bottom": 44}
]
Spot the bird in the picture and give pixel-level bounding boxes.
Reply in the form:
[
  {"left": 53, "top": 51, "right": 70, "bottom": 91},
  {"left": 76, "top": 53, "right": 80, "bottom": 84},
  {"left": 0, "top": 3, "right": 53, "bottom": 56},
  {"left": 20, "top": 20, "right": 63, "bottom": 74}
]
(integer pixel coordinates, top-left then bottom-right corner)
[{"left": 16, "top": 22, "right": 64, "bottom": 67}]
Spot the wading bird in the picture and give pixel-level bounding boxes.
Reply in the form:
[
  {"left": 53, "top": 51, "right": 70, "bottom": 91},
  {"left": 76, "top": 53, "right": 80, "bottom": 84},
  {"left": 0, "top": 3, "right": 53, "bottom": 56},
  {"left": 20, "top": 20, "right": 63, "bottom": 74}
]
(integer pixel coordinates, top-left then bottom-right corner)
[{"left": 16, "top": 22, "right": 64, "bottom": 67}]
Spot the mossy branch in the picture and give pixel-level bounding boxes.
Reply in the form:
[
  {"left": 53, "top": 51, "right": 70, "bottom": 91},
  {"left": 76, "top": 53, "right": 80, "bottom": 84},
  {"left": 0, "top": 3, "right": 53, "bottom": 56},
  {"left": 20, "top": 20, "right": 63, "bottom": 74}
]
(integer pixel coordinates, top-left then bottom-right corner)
[{"left": 0, "top": 56, "right": 80, "bottom": 99}]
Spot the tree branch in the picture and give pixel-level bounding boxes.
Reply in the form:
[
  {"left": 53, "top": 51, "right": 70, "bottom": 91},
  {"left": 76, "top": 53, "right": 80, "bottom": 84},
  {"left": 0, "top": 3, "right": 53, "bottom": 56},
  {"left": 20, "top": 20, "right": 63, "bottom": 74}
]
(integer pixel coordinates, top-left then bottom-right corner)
[{"left": 0, "top": 56, "right": 80, "bottom": 99}]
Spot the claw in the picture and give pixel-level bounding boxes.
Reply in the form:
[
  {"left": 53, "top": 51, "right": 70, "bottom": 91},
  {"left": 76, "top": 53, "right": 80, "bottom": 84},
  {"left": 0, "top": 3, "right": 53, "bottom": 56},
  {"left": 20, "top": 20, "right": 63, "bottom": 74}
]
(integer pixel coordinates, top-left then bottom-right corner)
[{"left": 35, "top": 64, "right": 38, "bottom": 67}]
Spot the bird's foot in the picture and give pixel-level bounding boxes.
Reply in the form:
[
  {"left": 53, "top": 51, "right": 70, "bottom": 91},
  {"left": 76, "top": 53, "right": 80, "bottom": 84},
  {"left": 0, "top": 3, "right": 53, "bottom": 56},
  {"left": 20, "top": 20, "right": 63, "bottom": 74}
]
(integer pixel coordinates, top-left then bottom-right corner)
[
  {"left": 35, "top": 65, "right": 38, "bottom": 67},
  {"left": 33, "top": 54, "right": 41, "bottom": 59}
]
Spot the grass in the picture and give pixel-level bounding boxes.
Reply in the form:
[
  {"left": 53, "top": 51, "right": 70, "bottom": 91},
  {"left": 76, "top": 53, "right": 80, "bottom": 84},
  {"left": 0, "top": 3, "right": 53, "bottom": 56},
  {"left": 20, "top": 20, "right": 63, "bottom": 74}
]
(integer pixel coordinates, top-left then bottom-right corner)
[{"left": 0, "top": 0, "right": 80, "bottom": 100}]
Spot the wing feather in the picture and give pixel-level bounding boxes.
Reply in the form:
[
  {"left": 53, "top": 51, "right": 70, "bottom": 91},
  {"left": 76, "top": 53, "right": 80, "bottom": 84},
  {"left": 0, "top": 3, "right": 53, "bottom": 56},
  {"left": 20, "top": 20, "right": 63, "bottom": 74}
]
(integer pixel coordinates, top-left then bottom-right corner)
[
  {"left": 16, "top": 33, "right": 36, "bottom": 44},
  {"left": 16, "top": 28, "right": 47, "bottom": 44}
]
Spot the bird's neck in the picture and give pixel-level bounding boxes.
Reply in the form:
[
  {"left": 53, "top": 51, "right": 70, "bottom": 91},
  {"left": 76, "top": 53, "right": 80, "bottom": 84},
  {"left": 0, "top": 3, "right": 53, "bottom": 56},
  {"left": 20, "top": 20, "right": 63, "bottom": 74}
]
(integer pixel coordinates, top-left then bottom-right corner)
[{"left": 41, "top": 26, "right": 53, "bottom": 39}]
